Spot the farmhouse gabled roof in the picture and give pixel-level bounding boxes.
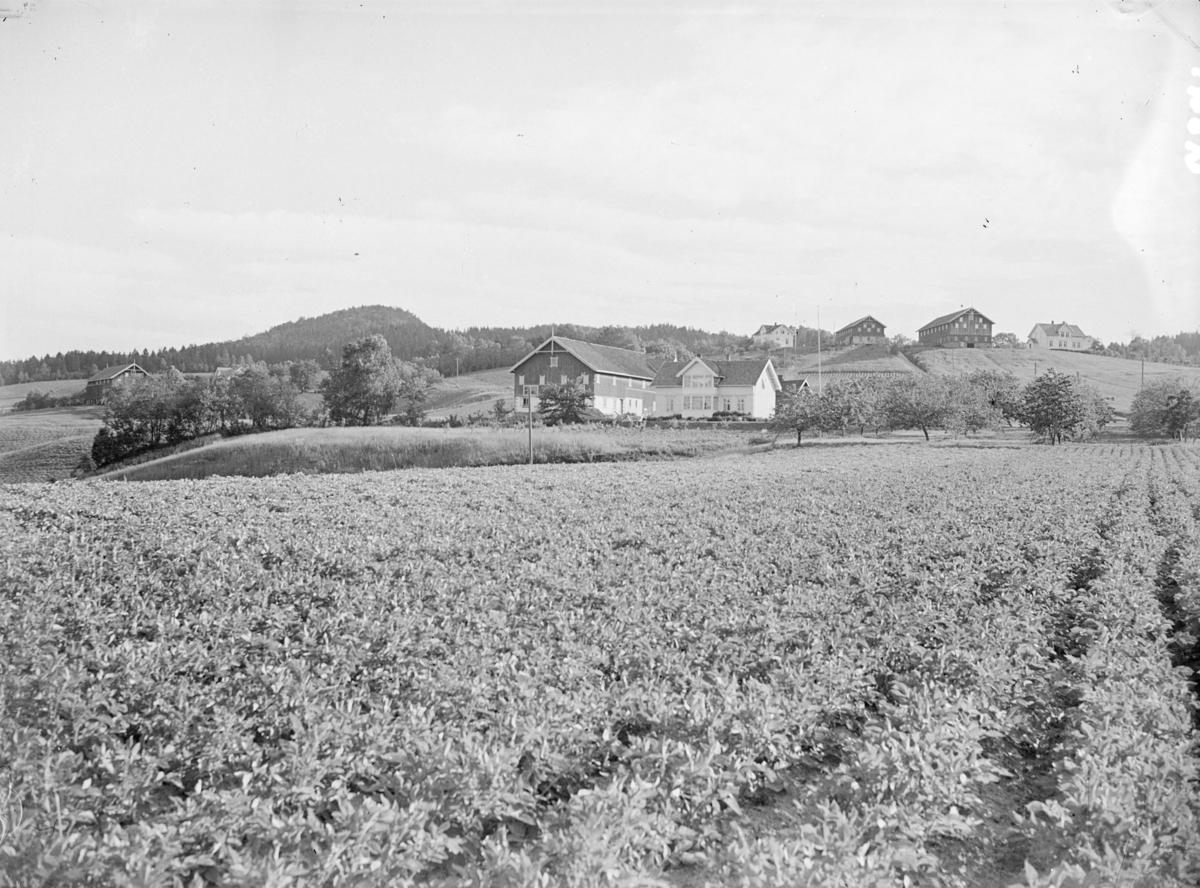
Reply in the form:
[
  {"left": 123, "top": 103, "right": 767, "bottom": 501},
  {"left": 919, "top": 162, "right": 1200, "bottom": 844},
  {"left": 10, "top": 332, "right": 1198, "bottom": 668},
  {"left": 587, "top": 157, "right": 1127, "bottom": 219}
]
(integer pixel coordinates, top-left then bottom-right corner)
[
  {"left": 1031, "top": 322, "right": 1088, "bottom": 338},
  {"left": 835, "top": 315, "right": 886, "bottom": 335},
  {"left": 651, "top": 357, "right": 778, "bottom": 389},
  {"left": 754, "top": 324, "right": 793, "bottom": 336},
  {"left": 87, "top": 363, "right": 148, "bottom": 382},
  {"left": 509, "top": 336, "right": 657, "bottom": 379},
  {"left": 918, "top": 307, "right": 994, "bottom": 332}
]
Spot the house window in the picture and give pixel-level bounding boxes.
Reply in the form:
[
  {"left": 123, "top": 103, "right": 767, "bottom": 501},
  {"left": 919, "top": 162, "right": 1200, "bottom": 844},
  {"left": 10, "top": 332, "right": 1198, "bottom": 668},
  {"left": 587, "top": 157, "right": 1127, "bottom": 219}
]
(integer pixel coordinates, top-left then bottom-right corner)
[
  {"left": 539, "top": 375, "right": 546, "bottom": 385},
  {"left": 561, "top": 375, "right": 568, "bottom": 384},
  {"left": 737, "top": 397, "right": 746, "bottom": 412},
  {"left": 518, "top": 374, "right": 525, "bottom": 385},
  {"left": 580, "top": 374, "right": 589, "bottom": 384},
  {"left": 666, "top": 397, "right": 674, "bottom": 412},
  {"left": 549, "top": 356, "right": 559, "bottom": 367},
  {"left": 722, "top": 397, "right": 731, "bottom": 411},
  {"left": 703, "top": 396, "right": 712, "bottom": 410}
]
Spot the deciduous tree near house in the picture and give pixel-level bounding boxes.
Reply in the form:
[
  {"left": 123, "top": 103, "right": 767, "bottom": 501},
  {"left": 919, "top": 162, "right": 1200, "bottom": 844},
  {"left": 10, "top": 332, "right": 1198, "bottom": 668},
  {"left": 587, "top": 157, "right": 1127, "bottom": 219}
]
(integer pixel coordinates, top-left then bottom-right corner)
[
  {"left": 769, "top": 388, "right": 824, "bottom": 445},
  {"left": 537, "top": 381, "right": 594, "bottom": 426}
]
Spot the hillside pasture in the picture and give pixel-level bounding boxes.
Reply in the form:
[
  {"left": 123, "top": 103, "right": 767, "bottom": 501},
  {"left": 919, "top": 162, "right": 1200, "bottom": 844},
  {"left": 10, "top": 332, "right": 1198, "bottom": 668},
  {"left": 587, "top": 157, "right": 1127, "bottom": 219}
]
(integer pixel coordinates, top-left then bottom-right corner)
[
  {"left": 97, "top": 424, "right": 753, "bottom": 481},
  {"left": 423, "top": 367, "right": 514, "bottom": 418},
  {"left": 917, "top": 348, "right": 1199, "bottom": 413},
  {"left": 0, "top": 379, "right": 88, "bottom": 412},
  {"left": 0, "top": 407, "right": 105, "bottom": 483}
]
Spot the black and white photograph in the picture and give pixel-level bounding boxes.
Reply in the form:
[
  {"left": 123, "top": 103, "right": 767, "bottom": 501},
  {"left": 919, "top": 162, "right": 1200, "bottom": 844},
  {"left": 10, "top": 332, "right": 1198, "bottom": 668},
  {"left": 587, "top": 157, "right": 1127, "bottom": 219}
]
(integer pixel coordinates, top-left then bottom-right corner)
[{"left": 3, "top": 1, "right": 1200, "bottom": 885}]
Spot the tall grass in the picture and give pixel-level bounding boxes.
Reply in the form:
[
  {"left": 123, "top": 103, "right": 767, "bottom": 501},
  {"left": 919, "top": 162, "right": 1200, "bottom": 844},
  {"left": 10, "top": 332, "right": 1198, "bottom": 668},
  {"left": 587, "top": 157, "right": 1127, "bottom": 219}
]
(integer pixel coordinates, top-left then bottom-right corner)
[{"left": 101, "top": 425, "right": 753, "bottom": 481}]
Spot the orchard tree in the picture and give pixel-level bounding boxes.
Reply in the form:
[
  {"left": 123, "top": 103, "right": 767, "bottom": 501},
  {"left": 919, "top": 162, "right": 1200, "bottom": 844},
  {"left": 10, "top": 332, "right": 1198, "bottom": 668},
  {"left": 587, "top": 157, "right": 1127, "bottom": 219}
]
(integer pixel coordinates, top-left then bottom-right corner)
[
  {"left": 967, "top": 369, "right": 1022, "bottom": 425},
  {"left": 1130, "top": 377, "right": 1200, "bottom": 439},
  {"left": 882, "top": 374, "right": 949, "bottom": 441},
  {"left": 1164, "top": 389, "right": 1200, "bottom": 440},
  {"left": 1018, "top": 369, "right": 1112, "bottom": 444},
  {"left": 537, "top": 381, "right": 594, "bottom": 425},
  {"left": 769, "top": 387, "right": 825, "bottom": 445}
]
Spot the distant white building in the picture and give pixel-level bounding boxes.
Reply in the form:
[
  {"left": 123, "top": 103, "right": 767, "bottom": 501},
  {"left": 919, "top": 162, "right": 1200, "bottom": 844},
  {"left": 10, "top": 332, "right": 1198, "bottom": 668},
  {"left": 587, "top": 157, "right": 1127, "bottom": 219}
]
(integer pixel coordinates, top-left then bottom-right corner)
[
  {"left": 1028, "top": 322, "right": 1094, "bottom": 352},
  {"left": 751, "top": 324, "right": 796, "bottom": 350}
]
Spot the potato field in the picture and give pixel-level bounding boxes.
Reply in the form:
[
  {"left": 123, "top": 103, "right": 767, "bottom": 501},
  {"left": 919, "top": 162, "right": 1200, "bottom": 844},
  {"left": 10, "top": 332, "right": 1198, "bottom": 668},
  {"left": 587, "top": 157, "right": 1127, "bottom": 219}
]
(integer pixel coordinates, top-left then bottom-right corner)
[{"left": 2, "top": 444, "right": 1200, "bottom": 887}]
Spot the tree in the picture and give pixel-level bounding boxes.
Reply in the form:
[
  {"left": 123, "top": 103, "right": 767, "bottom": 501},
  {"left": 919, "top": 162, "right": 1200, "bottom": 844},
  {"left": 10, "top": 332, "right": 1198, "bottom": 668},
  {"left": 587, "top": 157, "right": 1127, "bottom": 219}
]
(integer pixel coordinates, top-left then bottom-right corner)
[
  {"left": 231, "top": 363, "right": 305, "bottom": 431},
  {"left": 1164, "top": 389, "right": 1200, "bottom": 440},
  {"left": 288, "top": 359, "right": 322, "bottom": 392},
  {"left": 967, "top": 370, "right": 1022, "bottom": 426},
  {"left": 322, "top": 336, "right": 438, "bottom": 426},
  {"left": 537, "top": 381, "right": 594, "bottom": 425},
  {"left": 769, "top": 387, "right": 825, "bottom": 445},
  {"left": 1131, "top": 377, "right": 1200, "bottom": 439},
  {"left": 882, "top": 375, "right": 949, "bottom": 441},
  {"left": 943, "top": 376, "right": 1002, "bottom": 436},
  {"left": 1018, "top": 369, "right": 1112, "bottom": 444},
  {"left": 492, "top": 399, "right": 514, "bottom": 422},
  {"left": 992, "top": 332, "right": 1020, "bottom": 349}
]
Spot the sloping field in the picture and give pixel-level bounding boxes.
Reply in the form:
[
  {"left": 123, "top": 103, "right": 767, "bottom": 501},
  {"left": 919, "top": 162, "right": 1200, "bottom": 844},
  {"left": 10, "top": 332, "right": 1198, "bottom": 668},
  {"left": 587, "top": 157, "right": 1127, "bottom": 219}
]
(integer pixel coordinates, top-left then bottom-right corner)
[
  {"left": 0, "top": 379, "right": 87, "bottom": 411},
  {"left": 917, "top": 348, "right": 1199, "bottom": 413},
  {"left": 424, "top": 367, "right": 514, "bottom": 417},
  {"left": 0, "top": 434, "right": 95, "bottom": 483},
  {"left": 0, "top": 407, "right": 105, "bottom": 482},
  {"left": 787, "top": 344, "right": 919, "bottom": 374},
  {"left": 3, "top": 444, "right": 1198, "bottom": 886}
]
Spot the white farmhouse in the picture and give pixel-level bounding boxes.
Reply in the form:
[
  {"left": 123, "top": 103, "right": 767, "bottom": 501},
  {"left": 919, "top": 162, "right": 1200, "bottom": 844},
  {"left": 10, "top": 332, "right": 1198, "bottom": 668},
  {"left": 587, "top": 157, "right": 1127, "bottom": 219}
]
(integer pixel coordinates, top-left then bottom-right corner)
[
  {"left": 751, "top": 324, "right": 796, "bottom": 350},
  {"left": 651, "top": 357, "right": 781, "bottom": 418},
  {"left": 1028, "top": 322, "right": 1094, "bottom": 352}
]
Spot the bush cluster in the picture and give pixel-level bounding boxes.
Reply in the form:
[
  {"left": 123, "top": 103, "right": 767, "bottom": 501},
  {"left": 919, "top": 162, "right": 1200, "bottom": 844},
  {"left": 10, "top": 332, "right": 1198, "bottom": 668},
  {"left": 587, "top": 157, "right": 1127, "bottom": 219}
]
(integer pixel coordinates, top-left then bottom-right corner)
[
  {"left": 11, "top": 389, "right": 88, "bottom": 411},
  {"left": 90, "top": 366, "right": 308, "bottom": 468}
]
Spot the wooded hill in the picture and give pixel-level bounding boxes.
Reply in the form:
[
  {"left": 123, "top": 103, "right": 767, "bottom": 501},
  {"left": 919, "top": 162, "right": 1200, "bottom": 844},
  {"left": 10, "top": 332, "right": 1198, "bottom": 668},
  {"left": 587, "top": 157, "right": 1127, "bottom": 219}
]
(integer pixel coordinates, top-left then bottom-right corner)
[{"left": 0, "top": 306, "right": 764, "bottom": 385}]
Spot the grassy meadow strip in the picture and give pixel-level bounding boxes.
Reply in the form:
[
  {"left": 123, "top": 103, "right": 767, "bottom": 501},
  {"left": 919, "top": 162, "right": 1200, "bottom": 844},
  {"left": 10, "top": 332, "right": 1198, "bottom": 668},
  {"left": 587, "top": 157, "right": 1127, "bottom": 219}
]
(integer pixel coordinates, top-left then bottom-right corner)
[
  {"left": 96, "top": 425, "right": 756, "bottom": 481},
  {"left": 0, "top": 446, "right": 1198, "bottom": 886}
]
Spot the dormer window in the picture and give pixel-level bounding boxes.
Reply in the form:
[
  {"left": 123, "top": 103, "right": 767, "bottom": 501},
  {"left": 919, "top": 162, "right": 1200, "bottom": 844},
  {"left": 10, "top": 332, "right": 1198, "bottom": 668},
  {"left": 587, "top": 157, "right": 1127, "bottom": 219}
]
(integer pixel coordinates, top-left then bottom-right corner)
[{"left": 549, "top": 356, "right": 559, "bottom": 368}]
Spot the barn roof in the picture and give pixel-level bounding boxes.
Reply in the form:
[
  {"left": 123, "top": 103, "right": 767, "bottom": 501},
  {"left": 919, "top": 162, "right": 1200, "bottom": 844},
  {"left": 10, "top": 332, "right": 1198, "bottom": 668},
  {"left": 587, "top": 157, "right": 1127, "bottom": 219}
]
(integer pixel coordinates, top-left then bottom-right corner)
[
  {"left": 509, "top": 336, "right": 657, "bottom": 379},
  {"left": 918, "top": 307, "right": 994, "bottom": 332},
  {"left": 87, "top": 363, "right": 148, "bottom": 382}
]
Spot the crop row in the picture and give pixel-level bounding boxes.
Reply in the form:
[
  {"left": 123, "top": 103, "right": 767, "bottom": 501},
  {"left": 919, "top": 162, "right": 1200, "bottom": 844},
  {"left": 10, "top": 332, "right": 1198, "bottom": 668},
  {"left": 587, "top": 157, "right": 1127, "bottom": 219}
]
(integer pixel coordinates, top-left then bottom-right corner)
[{"left": 1, "top": 445, "right": 1198, "bottom": 886}]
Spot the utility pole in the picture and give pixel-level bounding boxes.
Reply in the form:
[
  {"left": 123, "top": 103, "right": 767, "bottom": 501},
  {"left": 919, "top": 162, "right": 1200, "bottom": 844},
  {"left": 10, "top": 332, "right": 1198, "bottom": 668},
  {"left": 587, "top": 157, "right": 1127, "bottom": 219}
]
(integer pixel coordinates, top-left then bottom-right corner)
[
  {"left": 527, "top": 389, "right": 534, "bottom": 465},
  {"left": 817, "top": 305, "right": 822, "bottom": 395},
  {"left": 1141, "top": 357, "right": 1145, "bottom": 389}
]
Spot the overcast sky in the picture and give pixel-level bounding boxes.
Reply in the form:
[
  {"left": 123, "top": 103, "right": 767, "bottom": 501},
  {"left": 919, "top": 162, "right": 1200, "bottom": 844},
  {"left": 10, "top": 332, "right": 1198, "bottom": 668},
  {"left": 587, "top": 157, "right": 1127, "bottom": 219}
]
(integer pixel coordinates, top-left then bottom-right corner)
[{"left": 2, "top": 0, "right": 1199, "bottom": 360}]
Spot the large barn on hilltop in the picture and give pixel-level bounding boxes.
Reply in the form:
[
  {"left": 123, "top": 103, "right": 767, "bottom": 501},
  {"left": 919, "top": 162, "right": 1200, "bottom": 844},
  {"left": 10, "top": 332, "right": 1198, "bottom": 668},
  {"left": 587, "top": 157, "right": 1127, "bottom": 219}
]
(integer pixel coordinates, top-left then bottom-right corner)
[
  {"left": 509, "top": 336, "right": 657, "bottom": 417},
  {"left": 834, "top": 315, "right": 887, "bottom": 346},
  {"left": 917, "top": 307, "right": 994, "bottom": 348}
]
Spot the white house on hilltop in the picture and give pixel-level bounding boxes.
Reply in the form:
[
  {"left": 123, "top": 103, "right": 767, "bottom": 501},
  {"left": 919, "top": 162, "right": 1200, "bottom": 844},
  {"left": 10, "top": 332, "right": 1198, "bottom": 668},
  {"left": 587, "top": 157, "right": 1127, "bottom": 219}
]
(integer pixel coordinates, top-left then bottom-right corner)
[
  {"left": 751, "top": 324, "right": 796, "bottom": 350},
  {"left": 1028, "top": 322, "right": 1094, "bottom": 352}
]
